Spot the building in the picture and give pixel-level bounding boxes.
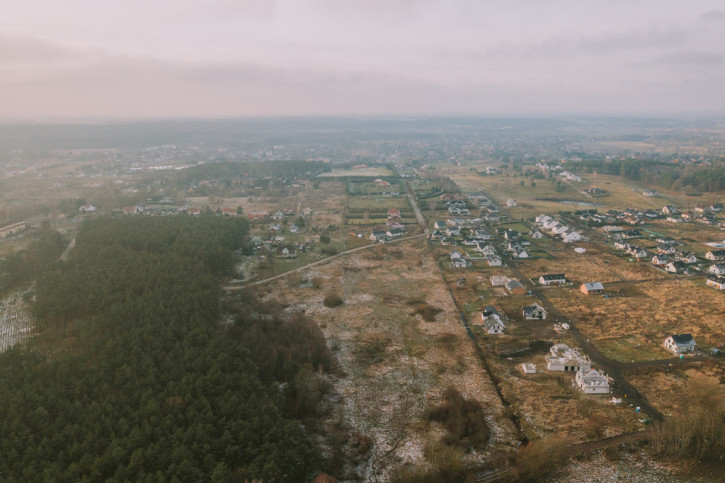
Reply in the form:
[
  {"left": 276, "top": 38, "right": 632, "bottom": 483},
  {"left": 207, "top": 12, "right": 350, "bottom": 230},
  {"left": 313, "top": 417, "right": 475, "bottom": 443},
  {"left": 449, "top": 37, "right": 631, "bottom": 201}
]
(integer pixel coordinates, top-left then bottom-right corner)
[
  {"left": 664, "top": 334, "right": 697, "bottom": 355},
  {"left": 546, "top": 344, "right": 591, "bottom": 372},
  {"left": 706, "top": 276, "right": 725, "bottom": 289},
  {"left": 505, "top": 279, "right": 526, "bottom": 295},
  {"left": 481, "top": 306, "right": 505, "bottom": 334},
  {"left": 522, "top": 302, "right": 547, "bottom": 320},
  {"left": 580, "top": 282, "right": 603, "bottom": 295},
  {"left": 521, "top": 363, "right": 536, "bottom": 374},
  {"left": 539, "top": 274, "right": 566, "bottom": 286},
  {"left": 576, "top": 369, "right": 610, "bottom": 394}
]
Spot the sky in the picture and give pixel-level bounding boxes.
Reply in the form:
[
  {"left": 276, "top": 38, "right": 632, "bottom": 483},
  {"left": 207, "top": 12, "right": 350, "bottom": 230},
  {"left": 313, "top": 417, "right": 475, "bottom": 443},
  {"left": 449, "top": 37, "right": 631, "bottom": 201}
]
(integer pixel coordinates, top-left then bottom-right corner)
[{"left": 1, "top": 0, "right": 725, "bottom": 119}]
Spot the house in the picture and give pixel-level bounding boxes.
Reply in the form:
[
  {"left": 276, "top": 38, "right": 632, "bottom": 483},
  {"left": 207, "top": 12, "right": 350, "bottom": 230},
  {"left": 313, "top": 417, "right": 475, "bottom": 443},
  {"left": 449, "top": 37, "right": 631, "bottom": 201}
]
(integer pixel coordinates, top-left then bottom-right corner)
[
  {"left": 580, "top": 282, "right": 603, "bottom": 295},
  {"left": 79, "top": 205, "right": 96, "bottom": 213},
  {"left": 445, "top": 227, "right": 461, "bottom": 237},
  {"left": 706, "top": 250, "right": 725, "bottom": 261},
  {"left": 546, "top": 344, "right": 591, "bottom": 372},
  {"left": 562, "top": 231, "right": 582, "bottom": 243},
  {"left": 477, "top": 243, "right": 497, "bottom": 256},
  {"left": 481, "top": 306, "right": 505, "bottom": 334},
  {"left": 530, "top": 230, "right": 543, "bottom": 239},
  {"left": 486, "top": 255, "right": 503, "bottom": 267},
  {"left": 440, "top": 237, "right": 456, "bottom": 246},
  {"left": 706, "top": 276, "right": 725, "bottom": 289},
  {"left": 656, "top": 244, "right": 676, "bottom": 255},
  {"left": 221, "top": 207, "right": 237, "bottom": 216},
  {"left": 272, "top": 210, "right": 285, "bottom": 220},
  {"left": 301, "top": 207, "right": 313, "bottom": 216},
  {"left": 275, "top": 245, "right": 297, "bottom": 258},
  {"left": 434, "top": 221, "right": 447, "bottom": 230},
  {"left": 386, "top": 228, "right": 404, "bottom": 238},
  {"left": 521, "top": 363, "right": 536, "bottom": 374},
  {"left": 506, "top": 199, "right": 517, "bottom": 207},
  {"left": 269, "top": 223, "right": 281, "bottom": 232},
  {"left": 247, "top": 210, "right": 267, "bottom": 220},
  {"left": 522, "top": 302, "right": 547, "bottom": 320},
  {"left": 539, "top": 274, "right": 566, "bottom": 286},
  {"left": 513, "top": 247, "right": 529, "bottom": 258},
  {"left": 576, "top": 369, "right": 610, "bottom": 394},
  {"left": 664, "top": 334, "right": 697, "bottom": 355},
  {"left": 370, "top": 230, "right": 388, "bottom": 242},
  {"left": 451, "top": 257, "right": 469, "bottom": 268},
  {"left": 474, "top": 228, "right": 492, "bottom": 239},
  {"left": 449, "top": 249, "right": 463, "bottom": 260},
  {"left": 614, "top": 241, "right": 630, "bottom": 251},
  {"left": 388, "top": 208, "right": 401, "bottom": 219},
  {"left": 662, "top": 205, "right": 678, "bottom": 214},
  {"left": 676, "top": 252, "right": 697, "bottom": 264},
  {"left": 651, "top": 254, "right": 670, "bottom": 266},
  {"left": 289, "top": 225, "right": 299, "bottom": 233},
  {"left": 429, "top": 230, "right": 444, "bottom": 241},
  {"left": 710, "top": 203, "right": 723, "bottom": 212},
  {"left": 505, "top": 279, "right": 526, "bottom": 295},
  {"left": 665, "top": 261, "right": 688, "bottom": 274},
  {"left": 490, "top": 275, "right": 509, "bottom": 286},
  {"left": 123, "top": 206, "right": 138, "bottom": 215},
  {"left": 708, "top": 263, "right": 725, "bottom": 275}
]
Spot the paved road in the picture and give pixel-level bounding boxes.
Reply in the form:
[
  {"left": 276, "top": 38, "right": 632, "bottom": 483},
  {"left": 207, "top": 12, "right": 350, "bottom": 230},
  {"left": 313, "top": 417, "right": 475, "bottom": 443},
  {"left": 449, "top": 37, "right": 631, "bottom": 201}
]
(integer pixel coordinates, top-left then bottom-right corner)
[
  {"left": 224, "top": 233, "right": 427, "bottom": 290},
  {"left": 404, "top": 180, "right": 429, "bottom": 234}
]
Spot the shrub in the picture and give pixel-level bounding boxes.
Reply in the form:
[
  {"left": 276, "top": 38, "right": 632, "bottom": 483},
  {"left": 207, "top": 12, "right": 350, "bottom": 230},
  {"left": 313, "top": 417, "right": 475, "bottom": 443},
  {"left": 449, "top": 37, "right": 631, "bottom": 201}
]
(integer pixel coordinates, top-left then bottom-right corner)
[
  {"left": 423, "top": 387, "right": 489, "bottom": 450},
  {"left": 323, "top": 294, "right": 344, "bottom": 308},
  {"left": 414, "top": 303, "right": 443, "bottom": 322}
]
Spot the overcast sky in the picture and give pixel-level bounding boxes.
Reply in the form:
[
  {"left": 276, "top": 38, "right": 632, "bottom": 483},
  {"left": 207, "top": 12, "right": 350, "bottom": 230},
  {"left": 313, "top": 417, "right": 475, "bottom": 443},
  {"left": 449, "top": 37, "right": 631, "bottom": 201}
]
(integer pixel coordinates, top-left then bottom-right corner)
[{"left": 2, "top": 0, "right": 725, "bottom": 119}]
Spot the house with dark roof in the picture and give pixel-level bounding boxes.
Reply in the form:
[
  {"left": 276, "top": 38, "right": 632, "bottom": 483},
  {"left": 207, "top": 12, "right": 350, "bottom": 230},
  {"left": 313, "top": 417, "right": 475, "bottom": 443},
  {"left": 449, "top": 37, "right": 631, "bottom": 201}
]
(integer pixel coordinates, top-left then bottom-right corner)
[
  {"left": 522, "top": 302, "right": 547, "bottom": 320},
  {"left": 505, "top": 279, "right": 526, "bottom": 295},
  {"left": 481, "top": 306, "right": 505, "bottom": 334},
  {"left": 539, "top": 274, "right": 566, "bottom": 286},
  {"left": 664, "top": 334, "right": 696, "bottom": 355}
]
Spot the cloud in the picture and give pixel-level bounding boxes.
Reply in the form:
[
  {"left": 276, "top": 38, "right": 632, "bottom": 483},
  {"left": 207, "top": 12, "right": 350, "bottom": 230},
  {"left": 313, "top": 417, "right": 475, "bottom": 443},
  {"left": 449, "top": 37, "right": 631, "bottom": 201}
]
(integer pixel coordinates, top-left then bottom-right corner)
[{"left": 701, "top": 10, "right": 725, "bottom": 21}]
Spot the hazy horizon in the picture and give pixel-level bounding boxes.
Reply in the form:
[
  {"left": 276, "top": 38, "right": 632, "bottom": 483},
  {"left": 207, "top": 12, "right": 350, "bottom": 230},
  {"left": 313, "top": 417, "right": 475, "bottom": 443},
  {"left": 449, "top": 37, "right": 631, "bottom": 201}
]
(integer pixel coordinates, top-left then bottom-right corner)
[{"left": 3, "top": 1, "right": 725, "bottom": 119}]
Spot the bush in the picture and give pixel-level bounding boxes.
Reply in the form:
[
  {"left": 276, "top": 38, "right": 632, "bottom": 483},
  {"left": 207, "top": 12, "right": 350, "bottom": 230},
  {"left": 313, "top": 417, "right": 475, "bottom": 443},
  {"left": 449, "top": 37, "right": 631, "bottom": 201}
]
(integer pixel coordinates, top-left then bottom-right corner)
[
  {"left": 423, "top": 387, "right": 489, "bottom": 450},
  {"left": 414, "top": 303, "right": 443, "bottom": 322},
  {"left": 323, "top": 294, "right": 344, "bottom": 308}
]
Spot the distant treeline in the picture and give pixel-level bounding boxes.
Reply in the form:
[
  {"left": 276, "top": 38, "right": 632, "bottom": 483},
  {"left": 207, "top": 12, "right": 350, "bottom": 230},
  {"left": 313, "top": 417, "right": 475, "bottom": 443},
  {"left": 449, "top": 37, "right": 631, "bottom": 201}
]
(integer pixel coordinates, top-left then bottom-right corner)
[
  {"left": 0, "top": 216, "right": 328, "bottom": 481},
  {"left": 565, "top": 158, "right": 725, "bottom": 192},
  {"left": 177, "top": 160, "right": 329, "bottom": 185}
]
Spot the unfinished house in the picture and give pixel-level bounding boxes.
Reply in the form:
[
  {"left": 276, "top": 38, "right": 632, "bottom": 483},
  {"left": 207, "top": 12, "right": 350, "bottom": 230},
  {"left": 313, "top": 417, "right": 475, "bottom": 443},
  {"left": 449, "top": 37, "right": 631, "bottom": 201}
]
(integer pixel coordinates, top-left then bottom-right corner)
[
  {"left": 546, "top": 344, "right": 591, "bottom": 372},
  {"left": 576, "top": 369, "right": 610, "bottom": 394}
]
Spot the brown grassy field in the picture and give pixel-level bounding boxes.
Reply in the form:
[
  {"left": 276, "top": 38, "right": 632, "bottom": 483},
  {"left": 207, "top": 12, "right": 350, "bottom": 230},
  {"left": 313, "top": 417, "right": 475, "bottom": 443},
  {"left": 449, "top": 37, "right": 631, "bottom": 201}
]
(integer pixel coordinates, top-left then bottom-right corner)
[
  {"left": 546, "top": 279, "right": 725, "bottom": 351},
  {"left": 255, "top": 238, "right": 519, "bottom": 480},
  {"left": 627, "top": 362, "right": 725, "bottom": 417}
]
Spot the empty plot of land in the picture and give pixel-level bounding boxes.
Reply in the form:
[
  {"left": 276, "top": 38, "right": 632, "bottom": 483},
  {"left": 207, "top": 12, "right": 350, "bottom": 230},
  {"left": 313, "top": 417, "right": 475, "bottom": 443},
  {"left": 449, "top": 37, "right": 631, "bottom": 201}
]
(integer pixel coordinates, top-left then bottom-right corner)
[
  {"left": 256, "top": 239, "right": 519, "bottom": 479},
  {"left": 546, "top": 280, "right": 725, "bottom": 350}
]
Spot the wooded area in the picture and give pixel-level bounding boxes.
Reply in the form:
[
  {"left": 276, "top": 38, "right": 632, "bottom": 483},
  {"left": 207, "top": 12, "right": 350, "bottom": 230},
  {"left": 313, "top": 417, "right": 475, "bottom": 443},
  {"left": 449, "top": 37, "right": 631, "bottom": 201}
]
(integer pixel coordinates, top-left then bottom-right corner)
[{"left": 0, "top": 216, "right": 327, "bottom": 481}]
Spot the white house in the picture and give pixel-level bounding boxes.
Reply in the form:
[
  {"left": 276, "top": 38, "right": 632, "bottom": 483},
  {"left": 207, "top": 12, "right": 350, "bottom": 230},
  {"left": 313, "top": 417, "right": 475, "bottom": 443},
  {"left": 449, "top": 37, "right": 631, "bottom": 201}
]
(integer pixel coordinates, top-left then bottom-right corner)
[
  {"left": 546, "top": 344, "right": 591, "bottom": 372},
  {"left": 576, "top": 369, "right": 610, "bottom": 394},
  {"left": 706, "top": 276, "right": 725, "bottom": 289},
  {"left": 539, "top": 274, "right": 566, "bottom": 286},
  {"left": 506, "top": 199, "right": 517, "bottom": 207},
  {"left": 705, "top": 250, "right": 725, "bottom": 261},
  {"left": 531, "top": 230, "right": 543, "bottom": 239},
  {"left": 708, "top": 263, "right": 725, "bottom": 276},
  {"left": 562, "top": 231, "right": 581, "bottom": 243},
  {"left": 272, "top": 210, "right": 285, "bottom": 220},
  {"left": 664, "top": 334, "right": 697, "bottom": 355},
  {"left": 522, "top": 302, "right": 547, "bottom": 320},
  {"left": 486, "top": 255, "right": 503, "bottom": 267},
  {"left": 521, "top": 363, "right": 536, "bottom": 374},
  {"left": 481, "top": 306, "right": 505, "bottom": 334}
]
